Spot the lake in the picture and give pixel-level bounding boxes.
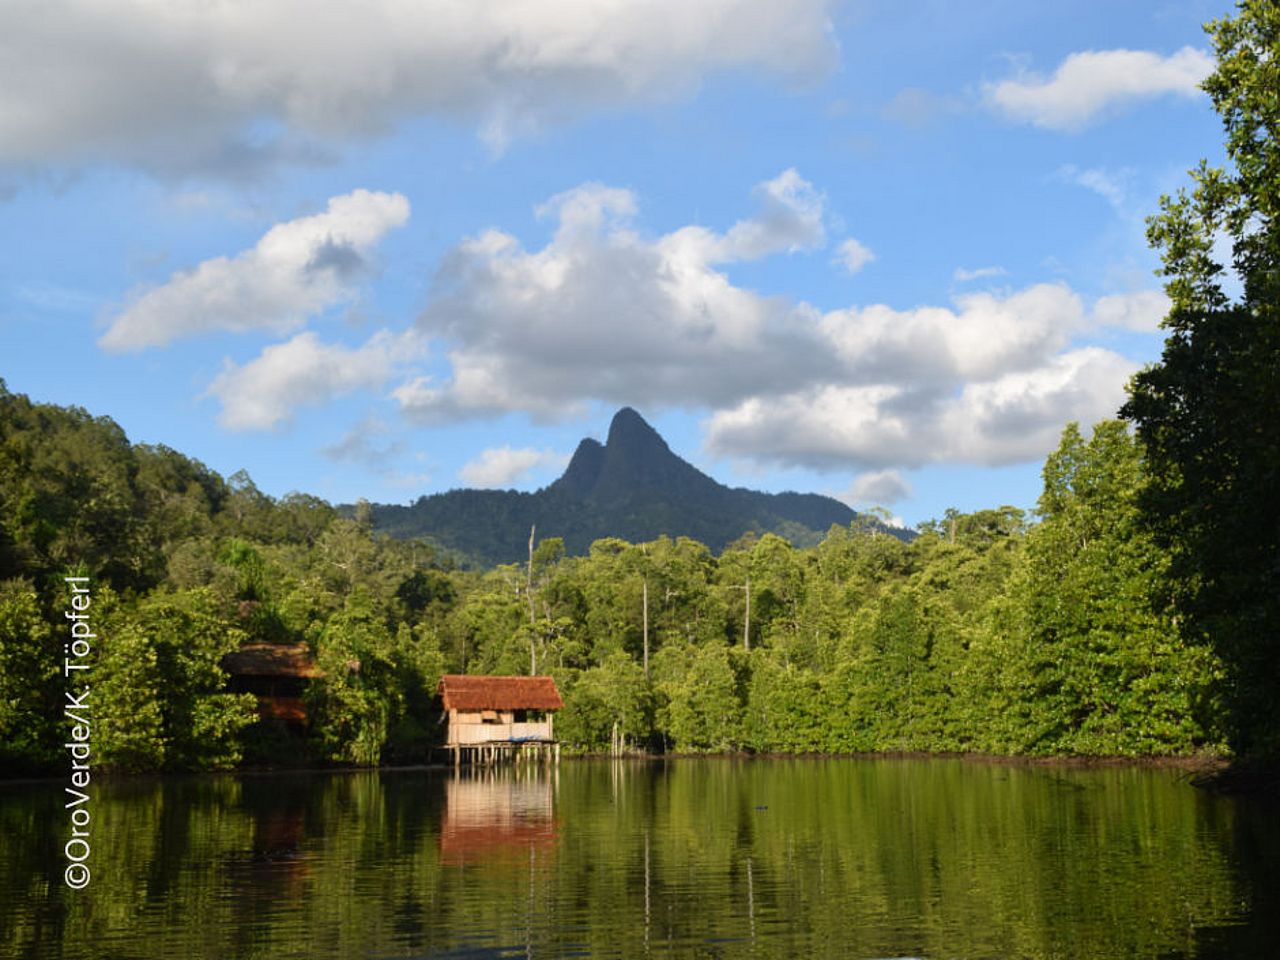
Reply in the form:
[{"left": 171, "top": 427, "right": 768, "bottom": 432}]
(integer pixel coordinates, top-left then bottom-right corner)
[{"left": 2, "top": 758, "right": 1277, "bottom": 958}]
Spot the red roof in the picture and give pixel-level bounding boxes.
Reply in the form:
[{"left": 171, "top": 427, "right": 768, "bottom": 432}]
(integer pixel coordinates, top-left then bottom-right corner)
[{"left": 437, "top": 675, "right": 564, "bottom": 711}]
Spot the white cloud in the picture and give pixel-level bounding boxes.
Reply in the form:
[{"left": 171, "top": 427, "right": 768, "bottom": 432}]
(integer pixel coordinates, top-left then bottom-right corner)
[
  {"left": 0, "top": 1, "right": 835, "bottom": 175},
  {"left": 381, "top": 469, "right": 435, "bottom": 490},
  {"left": 17, "top": 283, "right": 99, "bottom": 312},
  {"left": 1056, "top": 164, "right": 1132, "bottom": 209},
  {"left": 817, "top": 283, "right": 1092, "bottom": 384},
  {"left": 834, "top": 237, "right": 875, "bottom": 275},
  {"left": 986, "top": 46, "right": 1212, "bottom": 131},
  {"left": 953, "top": 265, "right": 1007, "bottom": 283},
  {"left": 1092, "top": 290, "right": 1169, "bottom": 332},
  {"left": 842, "top": 470, "right": 912, "bottom": 506},
  {"left": 396, "top": 171, "right": 838, "bottom": 423},
  {"left": 459, "top": 446, "right": 570, "bottom": 488},
  {"left": 719, "top": 168, "right": 826, "bottom": 260},
  {"left": 705, "top": 348, "right": 1137, "bottom": 469},
  {"left": 205, "top": 330, "right": 413, "bottom": 431},
  {"left": 321, "top": 415, "right": 433, "bottom": 487},
  {"left": 394, "top": 174, "right": 1160, "bottom": 471},
  {"left": 100, "top": 189, "right": 409, "bottom": 351}
]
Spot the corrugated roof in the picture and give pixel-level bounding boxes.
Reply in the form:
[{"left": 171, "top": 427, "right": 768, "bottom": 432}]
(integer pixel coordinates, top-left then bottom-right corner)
[
  {"left": 437, "top": 675, "right": 564, "bottom": 711},
  {"left": 222, "top": 643, "right": 322, "bottom": 679}
]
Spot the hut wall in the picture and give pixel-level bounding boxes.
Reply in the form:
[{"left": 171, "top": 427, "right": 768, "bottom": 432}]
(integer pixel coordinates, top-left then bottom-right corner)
[{"left": 447, "top": 717, "right": 554, "bottom": 745}]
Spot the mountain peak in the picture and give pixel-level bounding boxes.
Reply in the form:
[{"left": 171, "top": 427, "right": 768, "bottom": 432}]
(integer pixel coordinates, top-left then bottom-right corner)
[
  {"left": 555, "top": 437, "right": 605, "bottom": 496},
  {"left": 373, "top": 407, "right": 885, "bottom": 564},
  {"left": 606, "top": 407, "right": 667, "bottom": 453}
]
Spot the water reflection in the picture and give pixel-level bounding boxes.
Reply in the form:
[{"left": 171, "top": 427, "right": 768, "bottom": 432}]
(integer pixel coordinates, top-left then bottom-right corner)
[
  {"left": 0, "top": 759, "right": 1277, "bottom": 959},
  {"left": 440, "top": 770, "right": 558, "bottom": 867},
  {"left": 223, "top": 777, "right": 315, "bottom": 908}
]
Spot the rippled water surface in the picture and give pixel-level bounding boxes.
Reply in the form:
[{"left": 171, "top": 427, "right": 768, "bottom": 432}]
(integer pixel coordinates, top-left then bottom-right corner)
[{"left": 3, "top": 758, "right": 1278, "bottom": 958}]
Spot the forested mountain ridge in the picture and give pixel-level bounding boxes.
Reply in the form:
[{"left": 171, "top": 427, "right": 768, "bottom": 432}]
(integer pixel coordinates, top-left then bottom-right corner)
[
  {"left": 0, "top": 378, "right": 1229, "bottom": 774},
  {"left": 366, "top": 407, "right": 903, "bottom": 566},
  {"left": 2, "top": 2, "right": 1276, "bottom": 780}
]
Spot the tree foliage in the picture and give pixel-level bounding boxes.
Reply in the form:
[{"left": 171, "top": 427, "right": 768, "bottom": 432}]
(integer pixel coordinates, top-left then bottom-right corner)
[
  {"left": 0, "top": 378, "right": 1229, "bottom": 771},
  {"left": 1122, "top": 1, "right": 1280, "bottom": 759},
  {"left": 0, "top": 580, "right": 59, "bottom": 770},
  {"left": 96, "top": 589, "right": 257, "bottom": 771}
]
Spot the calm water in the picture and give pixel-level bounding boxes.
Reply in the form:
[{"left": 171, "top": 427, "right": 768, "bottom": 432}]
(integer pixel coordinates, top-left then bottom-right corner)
[{"left": 2, "top": 758, "right": 1278, "bottom": 959}]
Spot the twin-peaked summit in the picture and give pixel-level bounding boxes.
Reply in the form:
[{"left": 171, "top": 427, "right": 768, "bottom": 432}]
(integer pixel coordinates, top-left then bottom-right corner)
[
  {"left": 552, "top": 407, "right": 714, "bottom": 501},
  {"left": 370, "top": 408, "right": 880, "bottom": 566}
]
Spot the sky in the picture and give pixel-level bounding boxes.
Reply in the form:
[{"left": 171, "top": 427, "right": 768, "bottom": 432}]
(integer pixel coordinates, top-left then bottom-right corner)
[{"left": 0, "top": 0, "right": 1233, "bottom": 531}]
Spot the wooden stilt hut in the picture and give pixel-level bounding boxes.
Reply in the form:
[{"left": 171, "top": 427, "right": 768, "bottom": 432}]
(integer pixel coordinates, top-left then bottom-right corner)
[
  {"left": 222, "top": 642, "right": 321, "bottom": 729},
  {"left": 436, "top": 674, "right": 564, "bottom": 766}
]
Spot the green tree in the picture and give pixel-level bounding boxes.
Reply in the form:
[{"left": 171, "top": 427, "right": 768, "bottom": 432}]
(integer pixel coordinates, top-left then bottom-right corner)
[
  {"left": 0, "top": 384, "right": 151, "bottom": 588},
  {"left": 384, "top": 621, "right": 447, "bottom": 760},
  {"left": 652, "top": 640, "right": 741, "bottom": 752},
  {"left": 743, "top": 652, "right": 825, "bottom": 752},
  {"left": 307, "top": 596, "right": 402, "bottom": 765},
  {"left": 827, "top": 587, "right": 946, "bottom": 751},
  {"left": 96, "top": 589, "right": 256, "bottom": 771},
  {"left": 0, "top": 580, "right": 59, "bottom": 771},
  {"left": 446, "top": 566, "right": 528, "bottom": 674},
  {"left": 1012, "top": 422, "right": 1222, "bottom": 755},
  {"left": 1121, "top": 1, "right": 1280, "bottom": 760},
  {"left": 558, "top": 652, "right": 649, "bottom": 752}
]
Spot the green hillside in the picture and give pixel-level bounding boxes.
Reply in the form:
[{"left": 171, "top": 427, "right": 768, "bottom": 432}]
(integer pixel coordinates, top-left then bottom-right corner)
[{"left": 368, "top": 408, "right": 906, "bottom": 565}]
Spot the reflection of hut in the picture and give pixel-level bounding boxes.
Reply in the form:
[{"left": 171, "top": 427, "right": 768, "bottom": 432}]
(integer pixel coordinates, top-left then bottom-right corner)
[
  {"left": 437, "top": 675, "right": 563, "bottom": 766},
  {"left": 222, "top": 643, "right": 321, "bottom": 728},
  {"left": 440, "top": 775, "right": 557, "bottom": 866}
]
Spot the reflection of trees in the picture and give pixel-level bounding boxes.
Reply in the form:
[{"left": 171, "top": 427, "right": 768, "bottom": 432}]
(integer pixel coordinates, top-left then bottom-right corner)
[
  {"left": 1, "top": 761, "right": 1276, "bottom": 959},
  {"left": 222, "top": 776, "right": 316, "bottom": 910}
]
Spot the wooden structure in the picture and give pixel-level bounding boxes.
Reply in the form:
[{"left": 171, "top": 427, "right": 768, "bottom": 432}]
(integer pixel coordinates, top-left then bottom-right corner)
[
  {"left": 222, "top": 643, "right": 322, "bottom": 728},
  {"left": 436, "top": 674, "right": 564, "bottom": 766}
]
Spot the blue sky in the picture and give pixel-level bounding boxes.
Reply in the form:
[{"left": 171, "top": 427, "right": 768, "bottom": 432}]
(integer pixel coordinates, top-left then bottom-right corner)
[{"left": 0, "top": 0, "right": 1231, "bottom": 530}]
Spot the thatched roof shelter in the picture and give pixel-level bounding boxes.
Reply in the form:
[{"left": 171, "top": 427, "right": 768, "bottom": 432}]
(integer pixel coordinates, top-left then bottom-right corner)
[
  {"left": 222, "top": 643, "right": 322, "bottom": 679},
  {"left": 436, "top": 675, "right": 564, "bottom": 712}
]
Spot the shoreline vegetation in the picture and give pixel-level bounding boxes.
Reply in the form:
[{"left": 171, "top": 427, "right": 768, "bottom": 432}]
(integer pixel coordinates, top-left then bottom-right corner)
[
  {"left": 0, "top": 380, "right": 1231, "bottom": 779},
  {"left": 3, "top": 2, "right": 1279, "bottom": 791},
  {"left": 0, "top": 751, "right": 1232, "bottom": 792}
]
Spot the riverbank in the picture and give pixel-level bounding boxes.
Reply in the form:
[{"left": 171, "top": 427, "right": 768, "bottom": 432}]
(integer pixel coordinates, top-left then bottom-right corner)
[{"left": 0, "top": 747, "right": 1236, "bottom": 788}]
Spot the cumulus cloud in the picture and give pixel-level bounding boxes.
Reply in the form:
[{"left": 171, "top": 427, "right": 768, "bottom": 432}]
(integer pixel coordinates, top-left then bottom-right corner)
[
  {"left": 719, "top": 168, "right": 826, "bottom": 259},
  {"left": 396, "top": 171, "right": 841, "bottom": 423},
  {"left": 205, "top": 330, "right": 414, "bottom": 431},
  {"left": 986, "top": 46, "right": 1212, "bottom": 131},
  {"left": 843, "top": 470, "right": 912, "bottom": 506},
  {"left": 817, "top": 283, "right": 1089, "bottom": 384},
  {"left": 395, "top": 174, "right": 1161, "bottom": 470},
  {"left": 705, "top": 348, "right": 1137, "bottom": 469},
  {"left": 0, "top": 0, "right": 835, "bottom": 175},
  {"left": 100, "top": 189, "right": 409, "bottom": 351},
  {"left": 459, "top": 446, "right": 570, "bottom": 488},
  {"left": 1092, "top": 290, "right": 1169, "bottom": 332},
  {"left": 834, "top": 238, "right": 875, "bottom": 274}
]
